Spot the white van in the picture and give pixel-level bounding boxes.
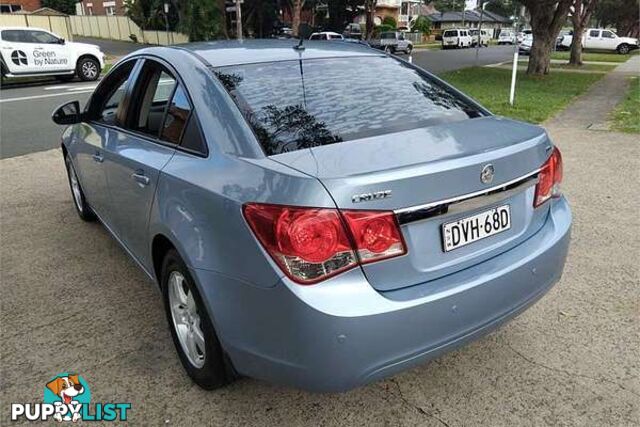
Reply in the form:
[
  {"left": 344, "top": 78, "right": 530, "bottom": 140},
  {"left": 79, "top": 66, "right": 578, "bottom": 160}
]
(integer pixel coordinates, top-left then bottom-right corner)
[
  {"left": 442, "top": 29, "right": 472, "bottom": 49},
  {"left": 470, "top": 29, "right": 491, "bottom": 47},
  {"left": 0, "top": 27, "right": 105, "bottom": 82},
  {"left": 498, "top": 30, "right": 516, "bottom": 45}
]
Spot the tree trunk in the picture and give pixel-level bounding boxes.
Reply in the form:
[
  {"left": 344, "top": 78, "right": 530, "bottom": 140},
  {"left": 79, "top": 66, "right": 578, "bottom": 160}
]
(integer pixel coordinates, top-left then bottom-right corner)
[
  {"left": 218, "top": 0, "right": 228, "bottom": 39},
  {"left": 365, "top": 0, "right": 376, "bottom": 40},
  {"left": 569, "top": 24, "right": 585, "bottom": 65},
  {"left": 527, "top": 32, "right": 554, "bottom": 74},
  {"left": 523, "top": 0, "right": 573, "bottom": 75},
  {"left": 292, "top": 0, "right": 302, "bottom": 37}
]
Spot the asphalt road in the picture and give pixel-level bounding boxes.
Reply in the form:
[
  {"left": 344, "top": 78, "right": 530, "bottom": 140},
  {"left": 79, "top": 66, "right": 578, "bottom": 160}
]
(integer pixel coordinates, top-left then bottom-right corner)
[{"left": 0, "top": 44, "right": 514, "bottom": 159}]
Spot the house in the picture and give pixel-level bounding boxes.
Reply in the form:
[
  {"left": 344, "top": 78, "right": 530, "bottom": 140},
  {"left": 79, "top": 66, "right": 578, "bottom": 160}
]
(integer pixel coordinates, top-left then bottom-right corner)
[
  {"left": 0, "top": 0, "right": 41, "bottom": 13},
  {"left": 427, "top": 10, "right": 512, "bottom": 37},
  {"left": 354, "top": 1, "right": 437, "bottom": 30},
  {"left": 76, "top": 0, "right": 126, "bottom": 16}
]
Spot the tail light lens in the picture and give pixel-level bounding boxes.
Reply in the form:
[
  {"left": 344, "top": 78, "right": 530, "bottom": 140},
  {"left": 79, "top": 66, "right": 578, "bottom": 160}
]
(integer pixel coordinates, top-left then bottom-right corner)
[
  {"left": 534, "top": 147, "right": 563, "bottom": 208},
  {"left": 243, "top": 204, "right": 406, "bottom": 284}
]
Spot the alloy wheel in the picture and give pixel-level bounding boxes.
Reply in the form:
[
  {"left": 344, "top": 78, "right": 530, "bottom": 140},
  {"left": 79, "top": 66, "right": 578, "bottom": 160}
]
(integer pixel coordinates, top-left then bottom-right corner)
[{"left": 168, "top": 271, "right": 206, "bottom": 368}]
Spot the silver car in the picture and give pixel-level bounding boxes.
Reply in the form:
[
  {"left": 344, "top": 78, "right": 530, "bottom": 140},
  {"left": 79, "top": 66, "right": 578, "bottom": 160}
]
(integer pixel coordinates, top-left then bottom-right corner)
[{"left": 53, "top": 40, "right": 571, "bottom": 392}]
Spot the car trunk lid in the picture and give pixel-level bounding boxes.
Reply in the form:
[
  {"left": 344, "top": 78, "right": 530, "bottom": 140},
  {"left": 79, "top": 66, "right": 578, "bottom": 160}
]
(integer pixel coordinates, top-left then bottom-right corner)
[{"left": 271, "top": 116, "right": 553, "bottom": 292}]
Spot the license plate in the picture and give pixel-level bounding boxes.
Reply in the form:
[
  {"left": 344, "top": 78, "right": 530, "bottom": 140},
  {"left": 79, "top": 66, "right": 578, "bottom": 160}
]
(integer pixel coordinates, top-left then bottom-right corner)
[{"left": 442, "top": 205, "right": 511, "bottom": 252}]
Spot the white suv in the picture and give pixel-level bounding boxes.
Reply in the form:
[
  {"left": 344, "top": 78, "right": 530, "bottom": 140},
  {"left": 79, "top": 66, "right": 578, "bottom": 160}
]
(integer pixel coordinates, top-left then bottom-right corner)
[
  {"left": 442, "top": 29, "right": 472, "bottom": 49},
  {"left": 0, "top": 27, "right": 105, "bottom": 82}
]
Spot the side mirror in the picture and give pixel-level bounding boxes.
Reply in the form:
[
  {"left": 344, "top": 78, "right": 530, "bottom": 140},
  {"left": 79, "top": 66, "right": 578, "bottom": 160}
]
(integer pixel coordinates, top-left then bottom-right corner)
[
  {"left": 298, "top": 23, "right": 313, "bottom": 40},
  {"left": 57, "top": 38, "right": 65, "bottom": 44},
  {"left": 52, "top": 100, "right": 82, "bottom": 125}
]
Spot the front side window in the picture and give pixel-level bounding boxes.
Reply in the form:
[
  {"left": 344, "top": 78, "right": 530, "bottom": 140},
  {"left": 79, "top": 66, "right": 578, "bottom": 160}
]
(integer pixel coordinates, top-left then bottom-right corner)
[
  {"left": 214, "top": 56, "right": 484, "bottom": 156},
  {"left": 93, "top": 60, "right": 136, "bottom": 125},
  {"left": 602, "top": 30, "right": 615, "bottom": 38}
]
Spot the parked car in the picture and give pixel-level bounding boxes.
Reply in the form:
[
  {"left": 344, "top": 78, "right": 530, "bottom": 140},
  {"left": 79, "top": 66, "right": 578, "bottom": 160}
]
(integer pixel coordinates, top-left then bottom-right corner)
[
  {"left": 470, "top": 29, "right": 491, "bottom": 47},
  {"left": 442, "top": 29, "right": 473, "bottom": 49},
  {"left": 53, "top": 39, "right": 571, "bottom": 392},
  {"left": 559, "top": 28, "right": 639, "bottom": 54},
  {"left": 375, "top": 31, "right": 413, "bottom": 54},
  {"left": 0, "top": 26, "right": 104, "bottom": 82},
  {"left": 309, "top": 31, "right": 344, "bottom": 41},
  {"left": 555, "top": 29, "right": 572, "bottom": 50},
  {"left": 498, "top": 30, "right": 516, "bottom": 45},
  {"left": 343, "top": 23, "right": 362, "bottom": 39},
  {"left": 519, "top": 34, "right": 533, "bottom": 55}
]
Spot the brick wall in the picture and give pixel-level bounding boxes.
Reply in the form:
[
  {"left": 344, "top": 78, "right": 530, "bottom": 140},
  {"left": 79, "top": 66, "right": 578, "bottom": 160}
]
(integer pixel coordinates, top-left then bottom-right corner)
[
  {"left": 9, "top": 0, "right": 42, "bottom": 12},
  {"left": 78, "top": 0, "right": 126, "bottom": 16}
]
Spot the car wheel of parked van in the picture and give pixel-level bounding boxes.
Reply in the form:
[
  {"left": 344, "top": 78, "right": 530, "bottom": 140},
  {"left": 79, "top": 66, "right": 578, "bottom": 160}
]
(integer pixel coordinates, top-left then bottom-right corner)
[
  {"left": 161, "top": 249, "right": 232, "bottom": 390},
  {"left": 617, "top": 43, "right": 630, "bottom": 54},
  {"left": 406, "top": 45, "right": 413, "bottom": 54},
  {"left": 77, "top": 57, "right": 100, "bottom": 81},
  {"left": 64, "top": 155, "right": 96, "bottom": 221}
]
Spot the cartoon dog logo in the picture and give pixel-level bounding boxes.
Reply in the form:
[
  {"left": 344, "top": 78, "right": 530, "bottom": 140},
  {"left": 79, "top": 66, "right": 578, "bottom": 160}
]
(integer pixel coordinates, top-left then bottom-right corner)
[{"left": 46, "top": 375, "right": 85, "bottom": 422}]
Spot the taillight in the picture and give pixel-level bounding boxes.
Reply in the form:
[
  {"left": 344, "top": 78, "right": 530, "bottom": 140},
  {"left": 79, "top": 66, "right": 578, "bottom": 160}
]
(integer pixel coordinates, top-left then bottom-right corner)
[
  {"left": 534, "top": 147, "right": 563, "bottom": 208},
  {"left": 243, "top": 204, "right": 406, "bottom": 284}
]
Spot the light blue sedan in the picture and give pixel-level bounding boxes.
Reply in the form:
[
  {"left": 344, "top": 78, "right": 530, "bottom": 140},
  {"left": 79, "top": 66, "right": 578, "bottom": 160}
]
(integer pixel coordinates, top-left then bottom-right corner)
[{"left": 52, "top": 40, "right": 571, "bottom": 392}]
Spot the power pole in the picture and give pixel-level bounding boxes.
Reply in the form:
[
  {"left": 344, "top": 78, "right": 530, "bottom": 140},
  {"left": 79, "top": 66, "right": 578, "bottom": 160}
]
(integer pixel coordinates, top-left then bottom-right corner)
[
  {"left": 235, "top": 0, "right": 243, "bottom": 40},
  {"left": 461, "top": 0, "right": 465, "bottom": 27}
]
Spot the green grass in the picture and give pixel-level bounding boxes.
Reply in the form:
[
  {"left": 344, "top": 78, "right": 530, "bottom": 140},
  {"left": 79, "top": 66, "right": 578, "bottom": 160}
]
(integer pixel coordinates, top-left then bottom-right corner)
[
  {"left": 550, "top": 50, "right": 637, "bottom": 63},
  {"left": 610, "top": 77, "right": 640, "bottom": 133},
  {"left": 518, "top": 60, "right": 617, "bottom": 72},
  {"left": 439, "top": 67, "right": 604, "bottom": 123}
]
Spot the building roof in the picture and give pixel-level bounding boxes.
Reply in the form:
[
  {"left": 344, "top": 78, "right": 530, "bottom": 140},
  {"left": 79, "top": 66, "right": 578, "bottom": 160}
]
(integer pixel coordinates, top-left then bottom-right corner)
[
  {"left": 180, "top": 39, "right": 382, "bottom": 68},
  {"left": 427, "top": 10, "right": 511, "bottom": 24},
  {"left": 14, "top": 7, "right": 69, "bottom": 16}
]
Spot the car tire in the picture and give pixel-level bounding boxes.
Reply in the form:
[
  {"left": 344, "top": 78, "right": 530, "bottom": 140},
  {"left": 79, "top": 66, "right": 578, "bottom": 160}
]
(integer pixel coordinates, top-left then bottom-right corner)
[
  {"left": 617, "top": 44, "right": 630, "bottom": 54},
  {"left": 406, "top": 45, "right": 413, "bottom": 54},
  {"left": 76, "top": 57, "right": 100, "bottom": 81},
  {"left": 161, "top": 249, "right": 233, "bottom": 390},
  {"left": 64, "top": 154, "right": 96, "bottom": 222}
]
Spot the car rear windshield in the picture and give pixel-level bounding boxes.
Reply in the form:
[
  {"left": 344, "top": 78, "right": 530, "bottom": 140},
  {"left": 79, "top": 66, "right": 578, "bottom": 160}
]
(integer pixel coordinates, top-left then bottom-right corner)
[{"left": 212, "top": 56, "right": 485, "bottom": 156}]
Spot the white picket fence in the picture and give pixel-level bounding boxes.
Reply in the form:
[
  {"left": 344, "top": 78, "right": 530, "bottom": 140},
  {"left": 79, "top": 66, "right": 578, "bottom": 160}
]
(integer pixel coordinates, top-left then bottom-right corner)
[{"left": 69, "top": 15, "right": 188, "bottom": 45}]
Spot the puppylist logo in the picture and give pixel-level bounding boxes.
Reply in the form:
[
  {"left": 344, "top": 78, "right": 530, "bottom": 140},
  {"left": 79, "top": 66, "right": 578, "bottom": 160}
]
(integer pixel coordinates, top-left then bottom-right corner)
[{"left": 10, "top": 373, "right": 131, "bottom": 422}]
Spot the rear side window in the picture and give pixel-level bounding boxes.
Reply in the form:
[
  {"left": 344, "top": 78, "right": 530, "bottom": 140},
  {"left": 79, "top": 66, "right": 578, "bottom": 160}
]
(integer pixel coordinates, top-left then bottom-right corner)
[
  {"left": 214, "top": 56, "right": 484, "bottom": 156},
  {"left": 589, "top": 30, "right": 600, "bottom": 37},
  {"left": 1, "top": 30, "right": 29, "bottom": 42},
  {"left": 161, "top": 84, "right": 191, "bottom": 145}
]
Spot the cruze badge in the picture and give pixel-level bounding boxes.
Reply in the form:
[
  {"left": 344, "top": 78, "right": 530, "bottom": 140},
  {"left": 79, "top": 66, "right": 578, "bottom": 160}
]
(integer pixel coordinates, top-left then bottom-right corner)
[
  {"left": 352, "top": 190, "right": 392, "bottom": 203},
  {"left": 480, "top": 164, "right": 495, "bottom": 184}
]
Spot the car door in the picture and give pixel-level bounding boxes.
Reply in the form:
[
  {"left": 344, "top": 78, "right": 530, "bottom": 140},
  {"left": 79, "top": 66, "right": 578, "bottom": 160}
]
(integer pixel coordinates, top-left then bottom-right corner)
[
  {"left": 26, "top": 30, "right": 73, "bottom": 73},
  {"left": 103, "top": 58, "right": 186, "bottom": 266},
  {"left": 585, "top": 29, "right": 601, "bottom": 49},
  {"left": 599, "top": 30, "right": 617, "bottom": 50},
  {"left": 73, "top": 59, "right": 139, "bottom": 222},
  {"left": 0, "top": 29, "right": 39, "bottom": 74}
]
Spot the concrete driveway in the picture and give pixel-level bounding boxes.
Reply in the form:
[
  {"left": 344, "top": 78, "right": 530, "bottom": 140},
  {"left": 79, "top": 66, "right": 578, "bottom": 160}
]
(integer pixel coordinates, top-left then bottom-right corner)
[{"left": 1, "top": 118, "right": 638, "bottom": 424}]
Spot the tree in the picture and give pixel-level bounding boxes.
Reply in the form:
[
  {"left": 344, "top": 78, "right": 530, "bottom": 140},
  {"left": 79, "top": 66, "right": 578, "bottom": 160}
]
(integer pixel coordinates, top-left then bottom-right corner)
[
  {"left": 520, "top": 0, "right": 573, "bottom": 75},
  {"left": 364, "top": 0, "right": 376, "bottom": 39},
  {"left": 484, "top": 0, "right": 515, "bottom": 17},
  {"left": 411, "top": 15, "right": 432, "bottom": 35},
  {"left": 178, "top": 0, "right": 224, "bottom": 42},
  {"left": 594, "top": 0, "right": 639, "bottom": 36},
  {"left": 569, "top": 0, "right": 598, "bottom": 65},
  {"left": 431, "top": 0, "right": 465, "bottom": 12},
  {"left": 41, "top": 0, "right": 76, "bottom": 15}
]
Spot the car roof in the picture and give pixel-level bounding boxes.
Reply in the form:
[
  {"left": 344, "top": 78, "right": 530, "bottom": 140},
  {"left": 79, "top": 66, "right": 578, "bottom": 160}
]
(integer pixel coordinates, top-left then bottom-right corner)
[
  {"left": 179, "top": 39, "right": 382, "bottom": 67},
  {"left": 0, "top": 26, "right": 49, "bottom": 31}
]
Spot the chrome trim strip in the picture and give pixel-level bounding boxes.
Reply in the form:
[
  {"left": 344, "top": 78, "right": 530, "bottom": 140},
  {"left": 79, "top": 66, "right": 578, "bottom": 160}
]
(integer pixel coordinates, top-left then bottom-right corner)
[{"left": 395, "top": 169, "right": 540, "bottom": 225}]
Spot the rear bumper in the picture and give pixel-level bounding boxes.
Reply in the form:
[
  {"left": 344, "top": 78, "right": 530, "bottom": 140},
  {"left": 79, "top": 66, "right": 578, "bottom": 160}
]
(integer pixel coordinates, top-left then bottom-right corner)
[{"left": 193, "top": 197, "right": 571, "bottom": 392}]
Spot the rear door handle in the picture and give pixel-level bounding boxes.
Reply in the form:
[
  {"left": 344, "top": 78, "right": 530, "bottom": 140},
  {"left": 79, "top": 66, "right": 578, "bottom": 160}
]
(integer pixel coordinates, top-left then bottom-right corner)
[
  {"left": 132, "top": 171, "right": 150, "bottom": 186},
  {"left": 92, "top": 153, "right": 104, "bottom": 163}
]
